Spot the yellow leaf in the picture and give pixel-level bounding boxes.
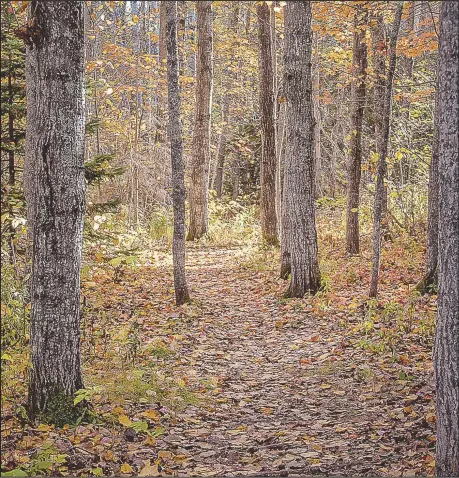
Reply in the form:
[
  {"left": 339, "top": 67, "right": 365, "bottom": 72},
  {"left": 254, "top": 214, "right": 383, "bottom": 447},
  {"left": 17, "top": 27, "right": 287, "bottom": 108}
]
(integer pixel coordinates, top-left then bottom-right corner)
[
  {"left": 141, "top": 410, "right": 160, "bottom": 422},
  {"left": 119, "top": 415, "right": 132, "bottom": 427},
  {"left": 157, "top": 450, "right": 172, "bottom": 460},
  {"left": 104, "top": 450, "right": 116, "bottom": 461},
  {"left": 37, "top": 423, "right": 51, "bottom": 432},
  {"left": 120, "top": 463, "right": 133, "bottom": 474},
  {"left": 145, "top": 436, "right": 156, "bottom": 447},
  {"left": 426, "top": 413, "right": 436, "bottom": 423}
]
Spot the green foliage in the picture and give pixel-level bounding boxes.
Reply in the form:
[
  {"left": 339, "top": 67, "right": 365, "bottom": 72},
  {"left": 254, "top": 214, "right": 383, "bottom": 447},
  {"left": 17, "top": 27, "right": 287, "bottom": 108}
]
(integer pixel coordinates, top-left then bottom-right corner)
[
  {"left": 1, "top": 3, "right": 26, "bottom": 159},
  {"left": 0, "top": 264, "right": 29, "bottom": 349},
  {"left": 38, "top": 391, "right": 92, "bottom": 428},
  {"left": 148, "top": 206, "right": 173, "bottom": 245},
  {"left": 206, "top": 198, "right": 259, "bottom": 245},
  {"left": 84, "top": 153, "right": 125, "bottom": 184}
]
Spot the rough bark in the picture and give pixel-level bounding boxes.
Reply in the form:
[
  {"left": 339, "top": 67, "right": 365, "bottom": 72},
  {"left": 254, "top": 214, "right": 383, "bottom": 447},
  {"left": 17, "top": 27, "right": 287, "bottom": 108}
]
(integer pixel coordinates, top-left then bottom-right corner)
[
  {"left": 434, "top": 1, "right": 459, "bottom": 475},
  {"left": 282, "top": 1, "right": 321, "bottom": 298},
  {"left": 345, "top": 5, "right": 368, "bottom": 255},
  {"left": 257, "top": 2, "right": 278, "bottom": 246},
  {"left": 369, "top": 2, "right": 403, "bottom": 299},
  {"left": 187, "top": 1, "right": 213, "bottom": 240},
  {"left": 166, "top": 1, "right": 190, "bottom": 306},
  {"left": 25, "top": 0, "right": 85, "bottom": 421}
]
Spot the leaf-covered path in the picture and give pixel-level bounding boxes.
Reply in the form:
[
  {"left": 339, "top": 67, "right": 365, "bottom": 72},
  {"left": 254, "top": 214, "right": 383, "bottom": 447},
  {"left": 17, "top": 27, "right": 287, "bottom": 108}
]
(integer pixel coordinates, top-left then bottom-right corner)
[
  {"left": 103, "top": 244, "right": 436, "bottom": 477},
  {"left": 2, "top": 243, "right": 437, "bottom": 476}
]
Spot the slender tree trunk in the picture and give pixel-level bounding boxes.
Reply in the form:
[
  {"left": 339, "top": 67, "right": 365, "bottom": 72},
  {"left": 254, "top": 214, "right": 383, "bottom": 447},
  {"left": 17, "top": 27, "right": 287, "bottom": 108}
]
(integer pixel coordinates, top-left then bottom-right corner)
[
  {"left": 231, "top": 156, "right": 240, "bottom": 201},
  {"left": 7, "top": 62, "right": 15, "bottom": 186},
  {"left": 371, "top": 11, "right": 388, "bottom": 218},
  {"left": 271, "top": 2, "right": 282, "bottom": 227},
  {"left": 25, "top": 0, "right": 85, "bottom": 421},
  {"left": 212, "top": 3, "right": 239, "bottom": 198},
  {"left": 283, "top": 1, "right": 320, "bottom": 298},
  {"left": 213, "top": 95, "right": 229, "bottom": 197},
  {"left": 434, "top": 2, "right": 459, "bottom": 475},
  {"left": 187, "top": 1, "right": 213, "bottom": 240},
  {"left": 257, "top": 2, "right": 278, "bottom": 245},
  {"left": 156, "top": 0, "right": 167, "bottom": 143},
  {"left": 369, "top": 2, "right": 403, "bottom": 298},
  {"left": 166, "top": 1, "right": 190, "bottom": 306},
  {"left": 417, "top": 87, "right": 439, "bottom": 293},
  {"left": 345, "top": 4, "right": 368, "bottom": 255}
]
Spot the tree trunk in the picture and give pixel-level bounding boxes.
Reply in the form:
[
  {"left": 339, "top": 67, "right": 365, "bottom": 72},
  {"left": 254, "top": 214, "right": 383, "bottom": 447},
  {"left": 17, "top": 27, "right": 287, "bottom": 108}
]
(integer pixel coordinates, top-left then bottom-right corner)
[
  {"left": 25, "top": 0, "right": 85, "bottom": 422},
  {"left": 369, "top": 2, "right": 403, "bottom": 298},
  {"left": 371, "top": 11, "right": 388, "bottom": 218},
  {"left": 231, "top": 156, "right": 240, "bottom": 201},
  {"left": 282, "top": 1, "right": 321, "bottom": 298},
  {"left": 417, "top": 87, "right": 439, "bottom": 293},
  {"left": 7, "top": 61, "right": 15, "bottom": 186},
  {"left": 187, "top": 1, "right": 213, "bottom": 240},
  {"left": 345, "top": 4, "right": 368, "bottom": 255},
  {"left": 434, "top": 1, "right": 459, "bottom": 475},
  {"left": 166, "top": 1, "right": 190, "bottom": 306},
  {"left": 257, "top": 2, "right": 278, "bottom": 246},
  {"left": 155, "top": 0, "right": 167, "bottom": 143},
  {"left": 213, "top": 95, "right": 229, "bottom": 197}
]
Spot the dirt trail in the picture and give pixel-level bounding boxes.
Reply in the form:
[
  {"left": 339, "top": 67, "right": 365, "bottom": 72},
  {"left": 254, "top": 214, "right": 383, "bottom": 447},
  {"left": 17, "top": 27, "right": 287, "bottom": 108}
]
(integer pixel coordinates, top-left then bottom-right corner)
[
  {"left": 136, "top": 246, "right": 433, "bottom": 476},
  {"left": 1, "top": 245, "right": 436, "bottom": 476}
]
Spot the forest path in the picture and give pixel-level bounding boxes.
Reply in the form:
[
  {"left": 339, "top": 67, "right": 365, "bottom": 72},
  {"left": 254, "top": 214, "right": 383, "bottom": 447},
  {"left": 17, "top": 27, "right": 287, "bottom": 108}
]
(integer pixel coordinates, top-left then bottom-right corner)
[
  {"left": 121, "top": 245, "right": 433, "bottom": 477},
  {"left": 1, "top": 245, "right": 436, "bottom": 476}
]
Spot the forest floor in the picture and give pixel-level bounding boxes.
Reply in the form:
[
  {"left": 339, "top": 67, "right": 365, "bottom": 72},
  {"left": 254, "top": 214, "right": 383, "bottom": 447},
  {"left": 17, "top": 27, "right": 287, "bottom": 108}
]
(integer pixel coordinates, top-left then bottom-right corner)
[{"left": 2, "top": 212, "right": 438, "bottom": 477}]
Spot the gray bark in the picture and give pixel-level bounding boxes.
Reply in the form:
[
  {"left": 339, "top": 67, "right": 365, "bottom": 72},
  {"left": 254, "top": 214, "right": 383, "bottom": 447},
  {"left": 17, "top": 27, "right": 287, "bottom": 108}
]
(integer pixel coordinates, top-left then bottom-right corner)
[
  {"left": 434, "top": 1, "right": 459, "bottom": 475},
  {"left": 25, "top": 0, "right": 85, "bottom": 419},
  {"left": 282, "top": 1, "right": 321, "bottom": 298},
  {"left": 257, "top": 2, "right": 278, "bottom": 246},
  {"left": 369, "top": 2, "right": 403, "bottom": 298},
  {"left": 188, "top": 1, "right": 213, "bottom": 240},
  {"left": 166, "top": 1, "right": 190, "bottom": 306},
  {"left": 346, "top": 5, "right": 368, "bottom": 255}
]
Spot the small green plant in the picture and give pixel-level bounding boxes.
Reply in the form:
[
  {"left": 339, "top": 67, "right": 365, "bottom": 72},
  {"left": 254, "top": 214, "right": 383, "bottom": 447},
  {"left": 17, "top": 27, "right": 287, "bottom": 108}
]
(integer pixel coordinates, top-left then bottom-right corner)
[{"left": 148, "top": 207, "right": 173, "bottom": 245}]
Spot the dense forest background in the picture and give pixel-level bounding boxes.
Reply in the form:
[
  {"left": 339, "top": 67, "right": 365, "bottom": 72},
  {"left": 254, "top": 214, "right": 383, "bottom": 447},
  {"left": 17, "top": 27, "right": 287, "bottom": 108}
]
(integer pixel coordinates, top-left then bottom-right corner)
[{"left": 1, "top": 1, "right": 458, "bottom": 477}]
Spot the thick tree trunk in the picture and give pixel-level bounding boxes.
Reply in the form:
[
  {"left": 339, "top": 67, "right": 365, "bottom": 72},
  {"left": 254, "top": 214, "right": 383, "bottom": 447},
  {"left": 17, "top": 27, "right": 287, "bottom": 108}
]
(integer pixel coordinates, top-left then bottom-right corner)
[
  {"left": 283, "top": 1, "right": 320, "bottom": 298},
  {"left": 187, "top": 1, "right": 213, "bottom": 240},
  {"left": 345, "top": 5, "right": 368, "bottom": 255},
  {"left": 166, "top": 1, "right": 190, "bottom": 306},
  {"left": 369, "top": 2, "right": 403, "bottom": 298},
  {"left": 25, "top": 0, "right": 85, "bottom": 421},
  {"left": 257, "top": 2, "right": 278, "bottom": 246},
  {"left": 434, "top": 2, "right": 459, "bottom": 475}
]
